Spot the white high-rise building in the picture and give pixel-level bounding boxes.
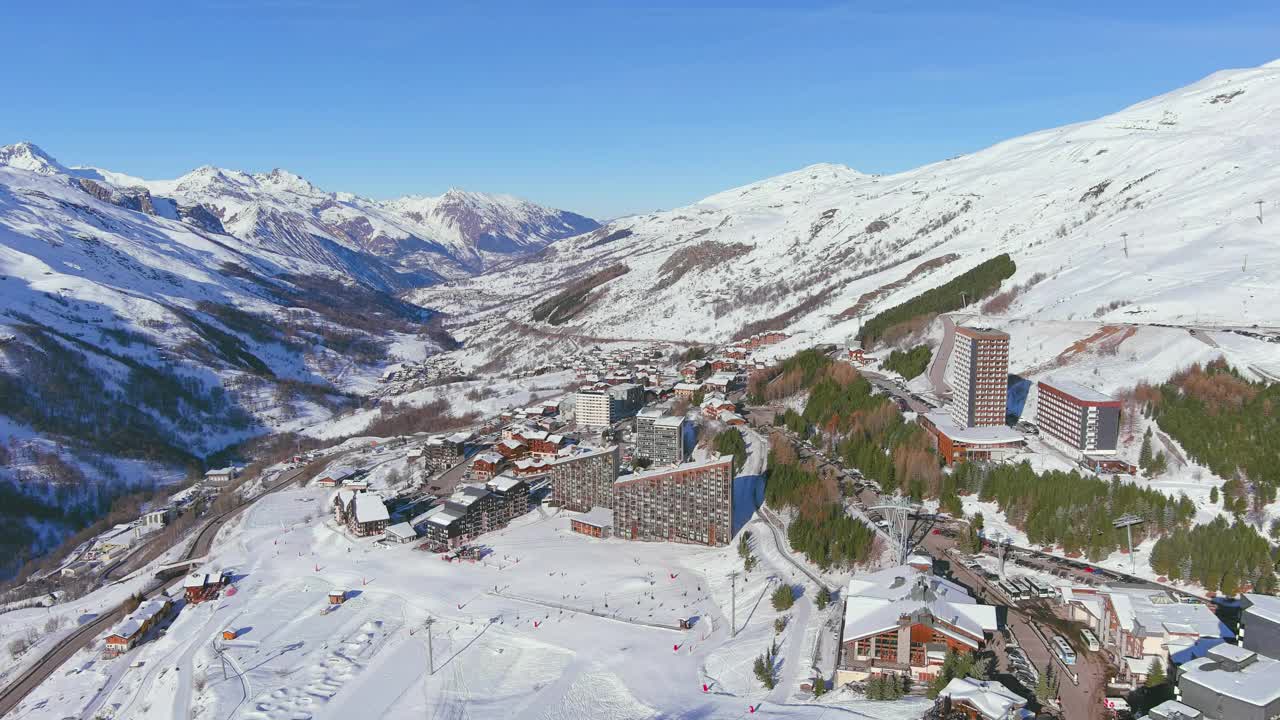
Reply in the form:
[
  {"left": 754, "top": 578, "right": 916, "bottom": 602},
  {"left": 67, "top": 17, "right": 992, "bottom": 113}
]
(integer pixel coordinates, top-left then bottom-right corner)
[{"left": 948, "top": 326, "right": 1009, "bottom": 428}]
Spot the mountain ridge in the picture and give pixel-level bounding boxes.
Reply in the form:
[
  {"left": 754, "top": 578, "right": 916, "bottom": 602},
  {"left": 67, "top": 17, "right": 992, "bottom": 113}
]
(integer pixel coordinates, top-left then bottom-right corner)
[{"left": 412, "top": 59, "right": 1280, "bottom": 374}]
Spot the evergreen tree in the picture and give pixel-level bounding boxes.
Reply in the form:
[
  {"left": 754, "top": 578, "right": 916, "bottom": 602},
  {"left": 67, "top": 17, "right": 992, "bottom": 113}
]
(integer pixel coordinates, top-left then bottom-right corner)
[
  {"left": 815, "top": 586, "right": 831, "bottom": 610},
  {"left": 1139, "top": 429, "right": 1154, "bottom": 469},
  {"left": 1146, "top": 657, "right": 1167, "bottom": 687},
  {"left": 1210, "top": 486, "right": 1220, "bottom": 505}
]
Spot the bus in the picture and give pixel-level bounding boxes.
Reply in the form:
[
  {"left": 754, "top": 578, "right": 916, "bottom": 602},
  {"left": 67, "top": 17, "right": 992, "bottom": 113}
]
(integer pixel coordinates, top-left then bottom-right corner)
[
  {"left": 1052, "top": 635, "right": 1077, "bottom": 665},
  {"left": 998, "top": 581, "right": 1026, "bottom": 603},
  {"left": 1027, "top": 577, "right": 1055, "bottom": 599},
  {"left": 1009, "top": 577, "right": 1035, "bottom": 599},
  {"left": 1081, "top": 628, "right": 1101, "bottom": 652}
]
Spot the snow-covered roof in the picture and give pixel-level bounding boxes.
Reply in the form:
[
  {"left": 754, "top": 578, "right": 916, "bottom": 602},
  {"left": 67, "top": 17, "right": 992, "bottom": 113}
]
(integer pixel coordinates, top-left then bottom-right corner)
[
  {"left": 616, "top": 455, "right": 733, "bottom": 485},
  {"left": 474, "top": 451, "right": 503, "bottom": 465},
  {"left": 717, "top": 410, "right": 744, "bottom": 424},
  {"left": 574, "top": 506, "right": 614, "bottom": 529},
  {"left": 842, "top": 565, "right": 998, "bottom": 644},
  {"left": 940, "top": 677, "right": 1027, "bottom": 719},
  {"left": 673, "top": 382, "right": 703, "bottom": 391},
  {"left": 184, "top": 571, "right": 213, "bottom": 589},
  {"left": 385, "top": 522, "right": 417, "bottom": 540},
  {"left": 487, "top": 475, "right": 524, "bottom": 493},
  {"left": 108, "top": 599, "right": 169, "bottom": 640},
  {"left": 427, "top": 503, "right": 467, "bottom": 526},
  {"left": 1148, "top": 699, "right": 1203, "bottom": 720},
  {"left": 1244, "top": 593, "right": 1280, "bottom": 626},
  {"left": 1182, "top": 640, "right": 1280, "bottom": 702},
  {"left": 1103, "top": 585, "right": 1231, "bottom": 640},
  {"left": 446, "top": 431, "right": 472, "bottom": 445},
  {"left": 1172, "top": 648, "right": 1280, "bottom": 702},
  {"left": 353, "top": 494, "right": 389, "bottom": 523},
  {"left": 1039, "top": 376, "right": 1115, "bottom": 404},
  {"left": 655, "top": 415, "right": 686, "bottom": 429},
  {"left": 499, "top": 438, "right": 526, "bottom": 450},
  {"left": 925, "top": 411, "right": 1024, "bottom": 445}
]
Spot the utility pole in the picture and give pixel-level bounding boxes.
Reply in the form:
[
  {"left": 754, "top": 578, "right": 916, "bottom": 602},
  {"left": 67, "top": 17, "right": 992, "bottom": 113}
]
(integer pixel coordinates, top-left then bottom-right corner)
[
  {"left": 1257, "top": 200, "right": 1264, "bottom": 224},
  {"left": 1121, "top": 232, "right": 1129, "bottom": 258},
  {"left": 425, "top": 617, "right": 436, "bottom": 674},
  {"left": 1114, "top": 514, "right": 1144, "bottom": 577},
  {"left": 729, "top": 571, "right": 738, "bottom": 637}
]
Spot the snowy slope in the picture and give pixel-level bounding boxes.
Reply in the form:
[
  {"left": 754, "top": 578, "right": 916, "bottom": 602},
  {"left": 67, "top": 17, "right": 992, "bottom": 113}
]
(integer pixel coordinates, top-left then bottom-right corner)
[
  {"left": 0, "top": 151, "right": 445, "bottom": 463},
  {"left": 415, "top": 60, "right": 1280, "bottom": 372}
]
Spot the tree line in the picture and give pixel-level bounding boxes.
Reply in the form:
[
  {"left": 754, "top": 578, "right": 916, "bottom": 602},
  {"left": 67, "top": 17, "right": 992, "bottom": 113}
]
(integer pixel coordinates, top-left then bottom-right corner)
[{"left": 857, "top": 253, "right": 1015, "bottom": 347}]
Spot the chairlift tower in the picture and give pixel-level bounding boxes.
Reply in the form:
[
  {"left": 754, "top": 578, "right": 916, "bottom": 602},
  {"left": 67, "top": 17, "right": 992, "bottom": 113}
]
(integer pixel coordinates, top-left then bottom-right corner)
[
  {"left": 869, "top": 496, "right": 919, "bottom": 566},
  {"left": 1114, "top": 513, "right": 1144, "bottom": 577}
]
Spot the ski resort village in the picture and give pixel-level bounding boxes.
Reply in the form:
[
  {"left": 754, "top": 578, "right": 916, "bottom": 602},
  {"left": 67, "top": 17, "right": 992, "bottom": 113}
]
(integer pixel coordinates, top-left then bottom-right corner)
[{"left": 4, "top": 44, "right": 1280, "bottom": 720}]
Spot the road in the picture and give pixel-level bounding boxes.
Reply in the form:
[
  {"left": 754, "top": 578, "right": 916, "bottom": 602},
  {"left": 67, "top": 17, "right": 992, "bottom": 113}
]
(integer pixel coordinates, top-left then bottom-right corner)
[
  {"left": 0, "top": 463, "right": 311, "bottom": 719},
  {"left": 927, "top": 313, "right": 957, "bottom": 400}
]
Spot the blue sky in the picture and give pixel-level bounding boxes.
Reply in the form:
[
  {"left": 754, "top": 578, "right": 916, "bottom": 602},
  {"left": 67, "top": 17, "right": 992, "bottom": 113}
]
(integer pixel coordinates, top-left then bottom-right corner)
[{"left": 6, "top": 2, "right": 1280, "bottom": 219}]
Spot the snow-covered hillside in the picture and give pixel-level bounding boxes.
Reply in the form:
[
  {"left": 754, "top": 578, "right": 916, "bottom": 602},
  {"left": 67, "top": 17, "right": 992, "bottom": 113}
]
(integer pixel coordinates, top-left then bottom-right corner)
[
  {"left": 75, "top": 156, "right": 597, "bottom": 283},
  {"left": 417, "top": 60, "right": 1280, "bottom": 374},
  {"left": 0, "top": 150, "right": 445, "bottom": 461}
]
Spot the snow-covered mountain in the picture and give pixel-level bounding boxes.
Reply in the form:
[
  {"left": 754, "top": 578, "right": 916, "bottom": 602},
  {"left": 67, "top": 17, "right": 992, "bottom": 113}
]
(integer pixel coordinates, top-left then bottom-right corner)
[
  {"left": 0, "top": 146, "right": 460, "bottom": 466},
  {"left": 71, "top": 158, "right": 597, "bottom": 283},
  {"left": 416, "top": 60, "right": 1280, "bottom": 372}
]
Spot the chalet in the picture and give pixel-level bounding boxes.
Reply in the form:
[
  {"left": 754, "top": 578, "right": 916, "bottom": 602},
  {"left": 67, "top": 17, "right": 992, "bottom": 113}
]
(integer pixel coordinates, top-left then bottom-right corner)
[
  {"left": 527, "top": 433, "right": 565, "bottom": 458},
  {"left": 347, "top": 493, "right": 390, "bottom": 537},
  {"left": 332, "top": 489, "right": 355, "bottom": 523},
  {"left": 184, "top": 569, "right": 232, "bottom": 604},
  {"left": 345, "top": 479, "right": 370, "bottom": 492},
  {"left": 471, "top": 451, "right": 504, "bottom": 482},
  {"left": 329, "top": 589, "right": 347, "bottom": 604},
  {"left": 835, "top": 565, "right": 998, "bottom": 685},
  {"left": 673, "top": 382, "right": 703, "bottom": 400},
  {"left": 406, "top": 447, "right": 424, "bottom": 464},
  {"left": 935, "top": 677, "right": 1030, "bottom": 720},
  {"left": 717, "top": 410, "right": 747, "bottom": 426},
  {"left": 679, "top": 361, "right": 709, "bottom": 381},
  {"left": 511, "top": 456, "right": 552, "bottom": 478},
  {"left": 710, "top": 358, "right": 740, "bottom": 372},
  {"left": 104, "top": 597, "right": 172, "bottom": 656},
  {"left": 701, "top": 394, "right": 737, "bottom": 418},
  {"left": 539, "top": 400, "right": 561, "bottom": 416},
  {"left": 704, "top": 373, "right": 736, "bottom": 393},
  {"left": 570, "top": 507, "right": 613, "bottom": 538}
]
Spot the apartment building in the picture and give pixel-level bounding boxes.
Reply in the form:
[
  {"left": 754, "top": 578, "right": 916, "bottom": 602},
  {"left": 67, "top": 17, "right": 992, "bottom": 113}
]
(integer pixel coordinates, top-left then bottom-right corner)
[
  {"left": 612, "top": 455, "right": 733, "bottom": 546},
  {"left": 634, "top": 409, "right": 686, "bottom": 466},
  {"left": 948, "top": 326, "right": 1010, "bottom": 428},
  {"left": 1035, "top": 377, "right": 1121, "bottom": 453},
  {"left": 550, "top": 445, "right": 621, "bottom": 512},
  {"left": 574, "top": 390, "right": 613, "bottom": 429}
]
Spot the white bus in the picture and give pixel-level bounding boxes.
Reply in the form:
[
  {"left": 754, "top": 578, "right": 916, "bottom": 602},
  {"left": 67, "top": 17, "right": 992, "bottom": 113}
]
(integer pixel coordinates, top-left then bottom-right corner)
[
  {"left": 1052, "top": 635, "right": 1077, "bottom": 665},
  {"left": 1027, "top": 577, "right": 1055, "bottom": 598},
  {"left": 1081, "top": 628, "right": 1101, "bottom": 652},
  {"left": 999, "top": 581, "right": 1027, "bottom": 603}
]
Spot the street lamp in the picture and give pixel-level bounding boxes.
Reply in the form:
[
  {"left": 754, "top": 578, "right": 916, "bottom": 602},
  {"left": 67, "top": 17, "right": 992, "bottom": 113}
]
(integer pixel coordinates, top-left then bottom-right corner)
[{"left": 1113, "top": 513, "right": 1144, "bottom": 577}]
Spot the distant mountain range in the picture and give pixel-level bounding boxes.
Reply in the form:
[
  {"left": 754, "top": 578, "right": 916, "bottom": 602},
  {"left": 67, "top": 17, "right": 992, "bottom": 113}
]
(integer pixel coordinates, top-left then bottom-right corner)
[
  {"left": 415, "top": 59, "right": 1280, "bottom": 372},
  {"left": 2, "top": 142, "right": 598, "bottom": 287}
]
